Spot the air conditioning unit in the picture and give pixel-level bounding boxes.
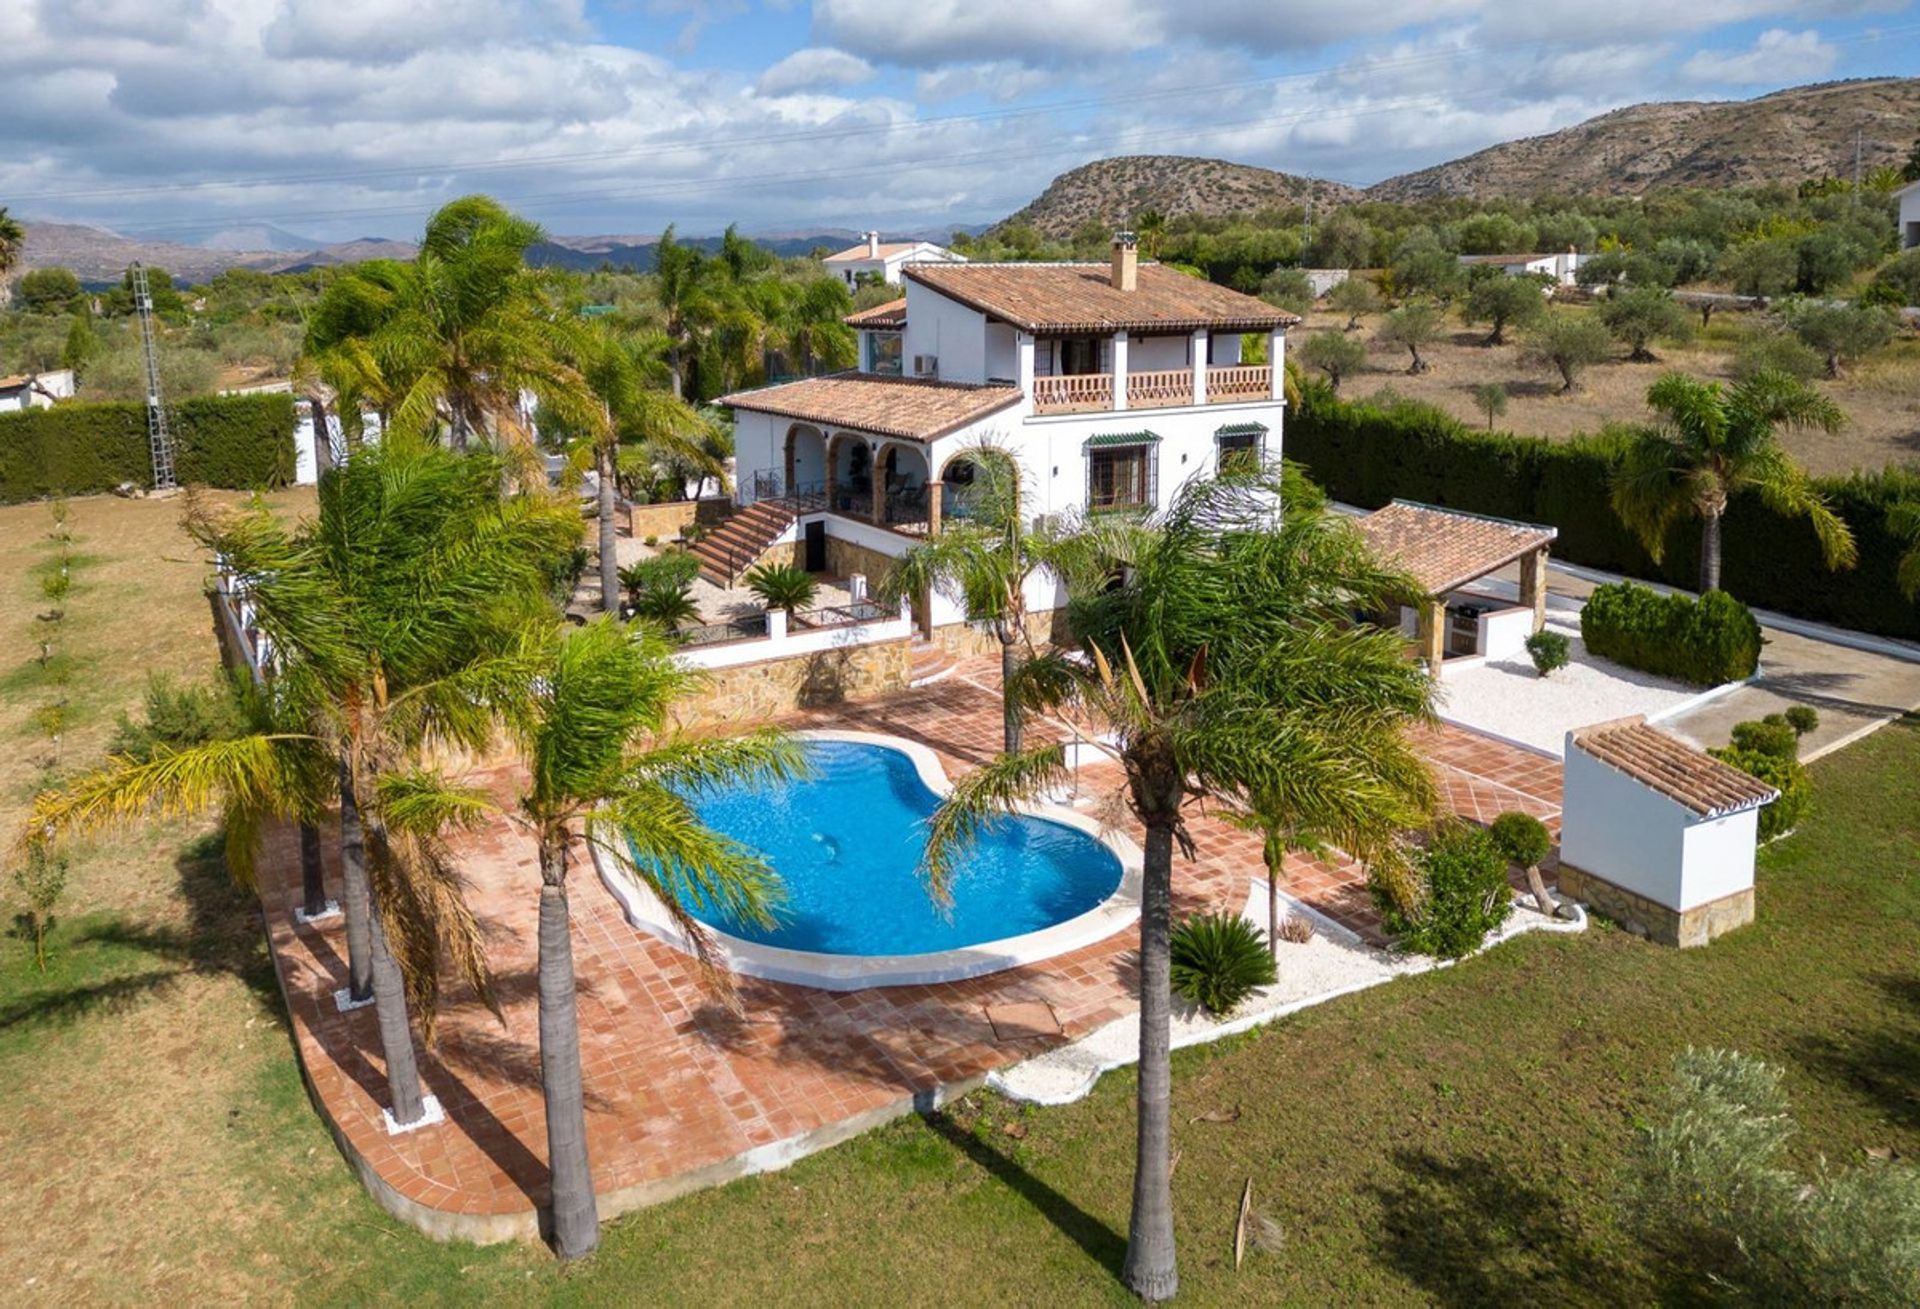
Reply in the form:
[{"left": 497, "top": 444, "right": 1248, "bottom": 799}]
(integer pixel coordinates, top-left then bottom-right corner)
[{"left": 912, "top": 354, "right": 938, "bottom": 377}]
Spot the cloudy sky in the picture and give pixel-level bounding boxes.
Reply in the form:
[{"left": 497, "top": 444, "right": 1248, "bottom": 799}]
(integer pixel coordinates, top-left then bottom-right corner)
[{"left": 5, "top": 0, "right": 1918, "bottom": 244}]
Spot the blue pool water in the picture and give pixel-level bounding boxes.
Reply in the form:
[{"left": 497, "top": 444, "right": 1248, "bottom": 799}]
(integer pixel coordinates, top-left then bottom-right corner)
[{"left": 658, "top": 739, "right": 1122, "bottom": 956}]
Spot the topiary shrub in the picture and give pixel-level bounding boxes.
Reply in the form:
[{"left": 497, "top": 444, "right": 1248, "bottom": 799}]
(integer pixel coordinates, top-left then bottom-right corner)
[
  {"left": 1783, "top": 705, "right": 1819, "bottom": 737},
  {"left": 1709, "top": 746, "right": 1808, "bottom": 841},
  {"left": 1525, "top": 629, "right": 1570, "bottom": 677},
  {"left": 1580, "top": 581, "right": 1761, "bottom": 686},
  {"left": 1488, "top": 810, "right": 1558, "bottom": 916},
  {"left": 1169, "top": 912, "right": 1276, "bottom": 1017},
  {"left": 1375, "top": 825, "right": 1514, "bottom": 959},
  {"left": 1730, "top": 718, "right": 1799, "bottom": 760}
]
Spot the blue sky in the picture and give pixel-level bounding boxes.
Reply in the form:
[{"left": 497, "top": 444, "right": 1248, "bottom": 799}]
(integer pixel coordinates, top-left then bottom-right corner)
[{"left": 4, "top": 1, "right": 1917, "bottom": 244}]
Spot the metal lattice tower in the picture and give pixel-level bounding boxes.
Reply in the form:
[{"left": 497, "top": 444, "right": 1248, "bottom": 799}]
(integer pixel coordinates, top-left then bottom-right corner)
[{"left": 131, "top": 263, "right": 177, "bottom": 490}]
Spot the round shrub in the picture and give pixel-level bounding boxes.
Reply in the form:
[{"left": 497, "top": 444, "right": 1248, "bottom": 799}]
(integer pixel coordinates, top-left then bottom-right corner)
[
  {"left": 1710, "top": 747, "right": 1809, "bottom": 842},
  {"left": 1169, "top": 912, "right": 1277, "bottom": 1017},
  {"left": 1580, "top": 581, "right": 1760, "bottom": 686},
  {"left": 1375, "top": 826, "right": 1515, "bottom": 959},
  {"left": 1783, "top": 706, "right": 1819, "bottom": 737},
  {"left": 1488, "top": 811, "right": 1551, "bottom": 869},
  {"left": 1730, "top": 718, "right": 1798, "bottom": 760},
  {"left": 1525, "top": 629, "right": 1570, "bottom": 677}
]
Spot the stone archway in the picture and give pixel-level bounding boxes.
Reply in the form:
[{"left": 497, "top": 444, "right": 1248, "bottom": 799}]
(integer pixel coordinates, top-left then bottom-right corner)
[
  {"left": 826, "top": 432, "right": 869, "bottom": 514},
  {"left": 784, "top": 423, "right": 826, "bottom": 497},
  {"left": 872, "top": 441, "right": 931, "bottom": 528}
]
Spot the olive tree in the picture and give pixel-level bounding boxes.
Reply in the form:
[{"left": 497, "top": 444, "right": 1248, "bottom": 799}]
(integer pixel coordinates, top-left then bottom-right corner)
[{"left": 1599, "top": 286, "right": 1694, "bottom": 363}]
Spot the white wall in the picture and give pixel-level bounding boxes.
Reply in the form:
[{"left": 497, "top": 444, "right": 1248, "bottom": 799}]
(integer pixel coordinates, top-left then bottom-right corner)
[
  {"left": 984, "top": 321, "right": 1018, "bottom": 381},
  {"left": 1902, "top": 186, "right": 1920, "bottom": 249},
  {"left": 733, "top": 409, "right": 782, "bottom": 500},
  {"left": 1129, "top": 334, "right": 1189, "bottom": 370},
  {"left": 1560, "top": 745, "right": 1688, "bottom": 907},
  {"left": 1478, "top": 604, "right": 1534, "bottom": 660},
  {"left": 1018, "top": 398, "right": 1285, "bottom": 521},
  {"left": 903, "top": 283, "right": 988, "bottom": 382},
  {"left": 1678, "top": 812, "right": 1762, "bottom": 911}
]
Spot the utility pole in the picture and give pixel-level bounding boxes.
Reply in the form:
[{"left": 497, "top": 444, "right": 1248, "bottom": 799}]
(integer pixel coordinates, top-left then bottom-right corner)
[{"left": 131, "top": 263, "right": 176, "bottom": 491}]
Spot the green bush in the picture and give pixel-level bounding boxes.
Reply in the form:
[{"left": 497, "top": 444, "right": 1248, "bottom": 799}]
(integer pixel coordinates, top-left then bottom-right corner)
[
  {"left": 1487, "top": 811, "right": 1551, "bottom": 869},
  {"left": 1627, "top": 1048, "right": 1920, "bottom": 1304},
  {"left": 1783, "top": 705, "right": 1819, "bottom": 737},
  {"left": 619, "top": 552, "right": 700, "bottom": 605},
  {"left": 1287, "top": 387, "right": 1920, "bottom": 641},
  {"left": 1376, "top": 825, "right": 1514, "bottom": 959},
  {"left": 1580, "top": 582, "right": 1760, "bottom": 686},
  {"left": 745, "top": 563, "right": 819, "bottom": 616},
  {"left": 1729, "top": 718, "right": 1798, "bottom": 760},
  {"left": 1710, "top": 746, "right": 1808, "bottom": 841},
  {"left": 1169, "top": 912, "right": 1276, "bottom": 1017},
  {"left": 1524, "top": 629, "right": 1569, "bottom": 676},
  {"left": 0, "top": 392, "right": 295, "bottom": 502}
]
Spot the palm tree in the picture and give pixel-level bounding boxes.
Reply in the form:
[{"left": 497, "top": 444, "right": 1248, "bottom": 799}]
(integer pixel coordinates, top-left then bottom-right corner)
[
  {"left": 305, "top": 196, "right": 605, "bottom": 458},
  {"left": 1611, "top": 370, "right": 1856, "bottom": 593},
  {"left": 388, "top": 616, "right": 801, "bottom": 1257},
  {"left": 0, "top": 207, "right": 25, "bottom": 305},
  {"left": 875, "top": 448, "right": 1095, "bottom": 753},
  {"left": 922, "top": 464, "right": 1435, "bottom": 1301}
]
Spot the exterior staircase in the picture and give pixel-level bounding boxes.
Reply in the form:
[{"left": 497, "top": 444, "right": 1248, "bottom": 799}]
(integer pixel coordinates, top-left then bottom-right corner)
[{"left": 688, "top": 500, "right": 797, "bottom": 587}]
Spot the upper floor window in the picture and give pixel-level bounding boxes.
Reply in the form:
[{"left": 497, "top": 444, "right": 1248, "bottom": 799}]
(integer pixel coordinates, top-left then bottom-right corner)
[
  {"left": 867, "top": 332, "right": 903, "bottom": 376},
  {"left": 1037, "top": 335, "right": 1113, "bottom": 377}
]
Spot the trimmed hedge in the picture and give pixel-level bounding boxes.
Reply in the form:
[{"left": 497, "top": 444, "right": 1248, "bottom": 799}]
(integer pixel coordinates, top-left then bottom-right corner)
[
  {"left": 0, "top": 392, "right": 296, "bottom": 502},
  {"left": 1580, "top": 582, "right": 1762, "bottom": 686},
  {"left": 1710, "top": 746, "right": 1809, "bottom": 841},
  {"left": 1289, "top": 384, "right": 1920, "bottom": 640}
]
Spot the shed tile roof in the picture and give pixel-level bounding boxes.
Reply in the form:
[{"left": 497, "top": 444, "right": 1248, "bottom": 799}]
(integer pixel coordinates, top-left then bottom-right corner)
[
  {"left": 1353, "top": 499, "right": 1557, "bottom": 596},
  {"left": 845, "top": 298, "right": 906, "bottom": 329},
  {"left": 717, "top": 372, "right": 1021, "bottom": 442},
  {"left": 1571, "top": 716, "right": 1779, "bottom": 818},
  {"left": 902, "top": 262, "right": 1298, "bottom": 335}
]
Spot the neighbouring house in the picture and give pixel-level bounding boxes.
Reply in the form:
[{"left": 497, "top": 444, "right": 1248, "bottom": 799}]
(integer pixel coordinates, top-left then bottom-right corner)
[
  {"left": 1457, "top": 249, "right": 1589, "bottom": 287},
  {"left": 822, "top": 231, "right": 966, "bottom": 287},
  {"left": 715, "top": 235, "right": 1295, "bottom": 648},
  {"left": 1351, "top": 500, "right": 1556, "bottom": 671},
  {"left": 1899, "top": 179, "right": 1920, "bottom": 251},
  {"left": 0, "top": 368, "right": 76, "bottom": 413},
  {"left": 1558, "top": 715, "right": 1778, "bottom": 947}
]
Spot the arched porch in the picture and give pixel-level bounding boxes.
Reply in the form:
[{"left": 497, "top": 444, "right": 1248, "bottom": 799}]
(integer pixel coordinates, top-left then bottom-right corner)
[{"left": 783, "top": 423, "right": 827, "bottom": 497}]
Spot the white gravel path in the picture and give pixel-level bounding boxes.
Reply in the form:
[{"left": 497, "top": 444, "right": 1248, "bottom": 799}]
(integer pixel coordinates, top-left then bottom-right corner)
[
  {"left": 1433, "top": 622, "right": 1711, "bottom": 757},
  {"left": 990, "top": 882, "right": 1587, "bottom": 1106}
]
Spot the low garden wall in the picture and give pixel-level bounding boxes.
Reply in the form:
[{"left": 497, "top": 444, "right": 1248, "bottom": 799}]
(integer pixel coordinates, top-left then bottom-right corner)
[
  {"left": 670, "top": 636, "right": 912, "bottom": 729},
  {"left": 1287, "top": 386, "right": 1920, "bottom": 641}
]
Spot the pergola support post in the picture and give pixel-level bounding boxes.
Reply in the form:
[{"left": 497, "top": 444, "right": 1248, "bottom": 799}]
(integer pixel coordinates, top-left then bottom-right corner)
[
  {"left": 1519, "top": 546, "right": 1549, "bottom": 633},
  {"left": 1416, "top": 598, "right": 1446, "bottom": 670}
]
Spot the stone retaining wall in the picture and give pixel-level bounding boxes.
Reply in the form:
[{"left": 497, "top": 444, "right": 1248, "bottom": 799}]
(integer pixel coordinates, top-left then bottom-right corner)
[
  {"left": 670, "top": 637, "right": 912, "bottom": 729},
  {"left": 629, "top": 497, "right": 731, "bottom": 542},
  {"left": 1557, "top": 863, "right": 1753, "bottom": 948}
]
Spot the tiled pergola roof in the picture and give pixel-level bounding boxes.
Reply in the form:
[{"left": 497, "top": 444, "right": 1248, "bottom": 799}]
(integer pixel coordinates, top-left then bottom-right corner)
[
  {"left": 1354, "top": 500, "right": 1558, "bottom": 597},
  {"left": 718, "top": 372, "right": 1021, "bottom": 442}
]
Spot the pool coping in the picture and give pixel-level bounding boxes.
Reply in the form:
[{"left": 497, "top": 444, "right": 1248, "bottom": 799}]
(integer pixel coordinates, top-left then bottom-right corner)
[{"left": 588, "top": 728, "right": 1145, "bottom": 991}]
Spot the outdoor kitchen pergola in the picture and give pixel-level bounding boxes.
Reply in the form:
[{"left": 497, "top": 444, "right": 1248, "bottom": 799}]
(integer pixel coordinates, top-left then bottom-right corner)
[{"left": 1353, "top": 500, "right": 1559, "bottom": 669}]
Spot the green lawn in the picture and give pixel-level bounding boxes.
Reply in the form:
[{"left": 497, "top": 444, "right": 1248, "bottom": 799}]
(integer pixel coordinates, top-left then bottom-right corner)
[{"left": 3, "top": 500, "right": 1917, "bottom": 1304}]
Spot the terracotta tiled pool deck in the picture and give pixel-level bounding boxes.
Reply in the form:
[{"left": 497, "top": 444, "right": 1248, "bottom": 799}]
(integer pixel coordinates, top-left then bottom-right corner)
[{"left": 257, "top": 660, "right": 1565, "bottom": 1240}]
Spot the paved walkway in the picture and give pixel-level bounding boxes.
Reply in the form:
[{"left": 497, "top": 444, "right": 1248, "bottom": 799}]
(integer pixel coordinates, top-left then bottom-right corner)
[{"left": 257, "top": 660, "right": 1565, "bottom": 1239}]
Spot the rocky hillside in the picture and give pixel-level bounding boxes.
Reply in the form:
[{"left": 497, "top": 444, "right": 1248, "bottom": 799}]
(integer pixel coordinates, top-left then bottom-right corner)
[
  {"left": 1001, "top": 156, "right": 1362, "bottom": 238},
  {"left": 1369, "top": 78, "right": 1920, "bottom": 202},
  {"left": 18, "top": 222, "right": 418, "bottom": 285}
]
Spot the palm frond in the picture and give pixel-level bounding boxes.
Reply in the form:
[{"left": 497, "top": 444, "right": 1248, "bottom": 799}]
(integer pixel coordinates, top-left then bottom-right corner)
[{"left": 921, "top": 743, "right": 1067, "bottom": 905}]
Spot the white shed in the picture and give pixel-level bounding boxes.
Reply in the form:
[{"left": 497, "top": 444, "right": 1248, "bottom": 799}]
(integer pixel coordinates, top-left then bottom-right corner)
[
  {"left": 1899, "top": 179, "right": 1920, "bottom": 251},
  {"left": 1557, "top": 715, "right": 1777, "bottom": 947}
]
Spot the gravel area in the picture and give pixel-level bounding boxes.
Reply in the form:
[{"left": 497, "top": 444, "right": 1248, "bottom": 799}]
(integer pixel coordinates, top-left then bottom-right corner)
[
  {"left": 1433, "top": 621, "right": 1711, "bottom": 757},
  {"left": 990, "top": 882, "right": 1586, "bottom": 1106}
]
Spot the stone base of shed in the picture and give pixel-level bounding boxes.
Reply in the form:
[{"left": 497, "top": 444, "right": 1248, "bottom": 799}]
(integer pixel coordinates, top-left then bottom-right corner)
[{"left": 1557, "top": 864, "right": 1753, "bottom": 948}]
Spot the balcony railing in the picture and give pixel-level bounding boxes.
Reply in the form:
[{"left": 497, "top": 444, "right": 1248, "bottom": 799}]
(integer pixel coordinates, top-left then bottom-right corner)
[{"left": 1032, "top": 365, "right": 1274, "bottom": 415}]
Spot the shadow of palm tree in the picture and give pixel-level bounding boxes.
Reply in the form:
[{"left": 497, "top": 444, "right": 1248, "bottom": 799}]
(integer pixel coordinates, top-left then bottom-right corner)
[
  {"left": 1793, "top": 973, "right": 1920, "bottom": 1129},
  {"left": 925, "top": 1108, "right": 1127, "bottom": 1275}
]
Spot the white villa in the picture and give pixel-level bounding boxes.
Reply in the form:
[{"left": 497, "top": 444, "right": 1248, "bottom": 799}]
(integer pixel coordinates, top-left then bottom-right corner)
[
  {"left": 1457, "top": 250, "right": 1589, "bottom": 287},
  {"left": 712, "top": 235, "right": 1295, "bottom": 644},
  {"left": 1899, "top": 178, "right": 1920, "bottom": 251},
  {"left": 0, "top": 367, "right": 76, "bottom": 413},
  {"left": 822, "top": 231, "right": 966, "bottom": 287}
]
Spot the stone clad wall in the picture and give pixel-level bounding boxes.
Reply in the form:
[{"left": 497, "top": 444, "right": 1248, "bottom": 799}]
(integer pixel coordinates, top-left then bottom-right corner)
[
  {"left": 926, "top": 609, "right": 1068, "bottom": 657},
  {"left": 669, "top": 637, "right": 912, "bottom": 729},
  {"left": 1558, "top": 863, "right": 1754, "bottom": 948},
  {"left": 629, "top": 497, "right": 732, "bottom": 543}
]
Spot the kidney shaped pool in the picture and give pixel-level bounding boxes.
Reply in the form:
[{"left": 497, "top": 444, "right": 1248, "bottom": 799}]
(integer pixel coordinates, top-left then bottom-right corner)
[{"left": 646, "top": 737, "right": 1125, "bottom": 958}]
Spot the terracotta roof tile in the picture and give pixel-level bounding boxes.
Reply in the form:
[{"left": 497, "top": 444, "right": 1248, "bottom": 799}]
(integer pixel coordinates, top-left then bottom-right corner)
[
  {"left": 903, "top": 262, "right": 1298, "bottom": 335},
  {"left": 824, "top": 242, "right": 923, "bottom": 262},
  {"left": 1571, "top": 716, "right": 1779, "bottom": 818},
  {"left": 845, "top": 298, "right": 906, "bottom": 329},
  {"left": 717, "top": 372, "right": 1020, "bottom": 442},
  {"left": 1354, "top": 500, "right": 1557, "bottom": 596}
]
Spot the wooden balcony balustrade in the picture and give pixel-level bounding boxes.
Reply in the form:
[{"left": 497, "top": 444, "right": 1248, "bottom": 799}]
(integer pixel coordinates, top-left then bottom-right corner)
[{"left": 1032, "top": 365, "right": 1274, "bottom": 414}]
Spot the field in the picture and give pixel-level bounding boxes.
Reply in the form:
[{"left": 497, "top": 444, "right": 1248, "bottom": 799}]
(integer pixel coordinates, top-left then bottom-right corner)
[
  {"left": 1293, "top": 303, "right": 1920, "bottom": 478},
  {"left": 2, "top": 492, "right": 1917, "bottom": 1304}
]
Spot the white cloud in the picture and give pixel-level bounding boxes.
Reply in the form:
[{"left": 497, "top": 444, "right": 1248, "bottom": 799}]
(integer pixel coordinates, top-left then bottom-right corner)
[
  {"left": 757, "top": 47, "right": 876, "bottom": 96},
  {"left": 1680, "top": 29, "right": 1840, "bottom": 85},
  {"left": 914, "top": 62, "right": 1054, "bottom": 104}
]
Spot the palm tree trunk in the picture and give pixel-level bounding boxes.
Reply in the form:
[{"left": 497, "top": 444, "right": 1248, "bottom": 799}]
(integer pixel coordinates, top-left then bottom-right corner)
[
  {"left": 597, "top": 442, "right": 621, "bottom": 616},
  {"left": 367, "top": 894, "right": 427, "bottom": 1127},
  {"left": 1000, "top": 633, "right": 1023, "bottom": 754},
  {"left": 1265, "top": 841, "right": 1282, "bottom": 961},
  {"left": 299, "top": 821, "right": 328, "bottom": 919},
  {"left": 307, "top": 395, "right": 335, "bottom": 477},
  {"left": 1700, "top": 511, "right": 1723, "bottom": 593},
  {"left": 450, "top": 404, "right": 469, "bottom": 453},
  {"left": 1122, "top": 818, "right": 1179, "bottom": 1302},
  {"left": 337, "top": 754, "right": 373, "bottom": 1002},
  {"left": 537, "top": 830, "right": 600, "bottom": 1259}
]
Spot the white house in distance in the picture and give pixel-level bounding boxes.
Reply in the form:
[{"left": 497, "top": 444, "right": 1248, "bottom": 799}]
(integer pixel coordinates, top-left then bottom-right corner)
[
  {"left": 1457, "top": 249, "right": 1589, "bottom": 286},
  {"left": 712, "top": 235, "right": 1294, "bottom": 645},
  {"left": 1899, "top": 179, "right": 1920, "bottom": 250},
  {"left": 821, "top": 231, "right": 966, "bottom": 287},
  {"left": 1557, "top": 716, "right": 1778, "bottom": 948},
  {"left": 0, "top": 368, "right": 76, "bottom": 413}
]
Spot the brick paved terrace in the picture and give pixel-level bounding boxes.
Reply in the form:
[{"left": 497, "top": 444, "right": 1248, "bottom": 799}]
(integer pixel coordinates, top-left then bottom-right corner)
[{"left": 256, "top": 659, "right": 1565, "bottom": 1240}]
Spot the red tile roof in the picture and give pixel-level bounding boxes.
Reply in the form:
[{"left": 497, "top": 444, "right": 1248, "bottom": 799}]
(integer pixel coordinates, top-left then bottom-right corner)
[
  {"left": 718, "top": 372, "right": 1020, "bottom": 442},
  {"left": 1353, "top": 500, "right": 1557, "bottom": 596},
  {"left": 1571, "top": 716, "right": 1779, "bottom": 818},
  {"left": 823, "top": 242, "right": 923, "bottom": 262},
  {"left": 902, "top": 262, "right": 1298, "bottom": 335},
  {"left": 845, "top": 298, "right": 906, "bottom": 329}
]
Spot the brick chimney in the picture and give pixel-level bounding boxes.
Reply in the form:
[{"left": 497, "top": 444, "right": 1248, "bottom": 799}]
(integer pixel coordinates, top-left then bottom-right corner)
[
  {"left": 866, "top": 230, "right": 881, "bottom": 258},
  {"left": 1110, "top": 231, "right": 1138, "bottom": 291}
]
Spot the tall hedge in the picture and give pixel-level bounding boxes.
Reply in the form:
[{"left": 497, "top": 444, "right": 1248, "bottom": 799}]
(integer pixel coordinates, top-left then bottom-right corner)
[
  {"left": 0, "top": 392, "right": 296, "bottom": 502},
  {"left": 1288, "top": 384, "right": 1920, "bottom": 641}
]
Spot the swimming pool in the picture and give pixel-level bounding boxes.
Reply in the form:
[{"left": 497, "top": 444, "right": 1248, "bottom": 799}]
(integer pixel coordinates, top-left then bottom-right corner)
[{"left": 597, "top": 731, "right": 1140, "bottom": 989}]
